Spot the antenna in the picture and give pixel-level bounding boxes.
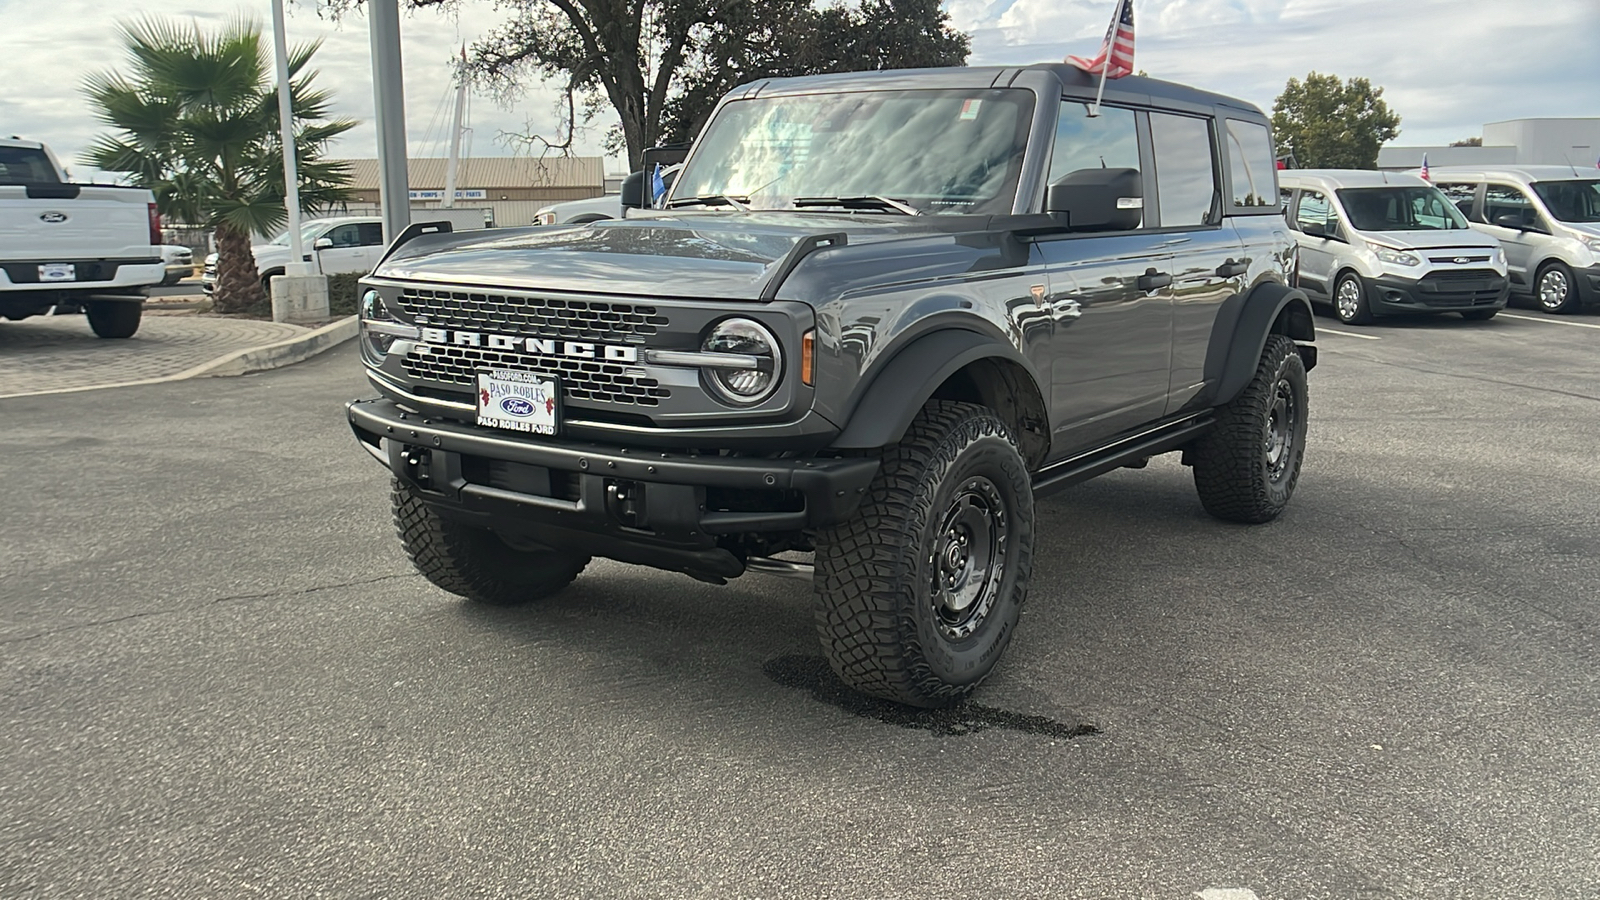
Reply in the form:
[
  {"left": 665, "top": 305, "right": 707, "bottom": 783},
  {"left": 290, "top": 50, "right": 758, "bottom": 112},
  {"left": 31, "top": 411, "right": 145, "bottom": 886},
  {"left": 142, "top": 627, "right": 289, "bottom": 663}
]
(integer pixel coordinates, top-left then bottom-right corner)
[{"left": 1562, "top": 154, "right": 1579, "bottom": 176}]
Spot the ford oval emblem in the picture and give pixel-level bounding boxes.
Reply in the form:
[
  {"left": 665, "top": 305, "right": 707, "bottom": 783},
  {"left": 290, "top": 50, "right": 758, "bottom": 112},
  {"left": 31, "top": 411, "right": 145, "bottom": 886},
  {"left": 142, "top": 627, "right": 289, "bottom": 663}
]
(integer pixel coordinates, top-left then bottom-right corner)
[
  {"left": 500, "top": 396, "right": 536, "bottom": 417},
  {"left": 40, "top": 212, "right": 68, "bottom": 224},
  {"left": 1453, "top": 256, "right": 1470, "bottom": 264}
]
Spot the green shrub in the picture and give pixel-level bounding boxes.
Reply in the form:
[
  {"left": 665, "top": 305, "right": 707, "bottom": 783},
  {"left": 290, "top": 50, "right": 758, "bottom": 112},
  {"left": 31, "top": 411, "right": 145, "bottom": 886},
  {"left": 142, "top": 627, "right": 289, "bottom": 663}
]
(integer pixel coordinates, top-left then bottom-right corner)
[{"left": 327, "top": 273, "right": 363, "bottom": 316}]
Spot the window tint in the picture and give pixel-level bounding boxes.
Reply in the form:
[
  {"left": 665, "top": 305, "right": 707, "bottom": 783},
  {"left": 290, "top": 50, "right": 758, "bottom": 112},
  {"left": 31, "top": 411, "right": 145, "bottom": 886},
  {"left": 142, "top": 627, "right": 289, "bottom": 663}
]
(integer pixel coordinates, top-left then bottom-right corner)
[
  {"left": 1335, "top": 187, "right": 1468, "bottom": 231},
  {"left": 1435, "top": 182, "right": 1477, "bottom": 220},
  {"left": 1531, "top": 180, "right": 1600, "bottom": 223},
  {"left": 0, "top": 146, "right": 61, "bottom": 185},
  {"left": 1150, "top": 112, "right": 1217, "bottom": 226},
  {"left": 1225, "top": 120, "right": 1276, "bottom": 208},
  {"left": 1048, "top": 102, "right": 1139, "bottom": 183},
  {"left": 1296, "top": 190, "right": 1333, "bottom": 232},
  {"left": 357, "top": 222, "right": 386, "bottom": 246},
  {"left": 1484, "top": 184, "right": 1538, "bottom": 228}
]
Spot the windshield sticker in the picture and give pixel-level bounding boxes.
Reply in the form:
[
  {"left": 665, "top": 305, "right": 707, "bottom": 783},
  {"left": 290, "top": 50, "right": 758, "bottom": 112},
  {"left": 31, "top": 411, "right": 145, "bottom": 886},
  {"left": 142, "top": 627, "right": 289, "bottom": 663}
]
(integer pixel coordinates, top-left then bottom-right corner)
[{"left": 960, "top": 99, "right": 982, "bottom": 121}]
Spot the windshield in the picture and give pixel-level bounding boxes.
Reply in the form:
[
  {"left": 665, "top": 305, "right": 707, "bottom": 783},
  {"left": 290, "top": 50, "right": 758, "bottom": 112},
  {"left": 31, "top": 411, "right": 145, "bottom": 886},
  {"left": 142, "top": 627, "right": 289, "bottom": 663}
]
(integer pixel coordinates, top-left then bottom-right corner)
[
  {"left": 1335, "top": 187, "right": 1469, "bottom": 231},
  {"left": 0, "top": 146, "right": 61, "bottom": 185},
  {"left": 1531, "top": 180, "right": 1600, "bottom": 223},
  {"left": 671, "top": 89, "right": 1034, "bottom": 216},
  {"left": 266, "top": 221, "right": 327, "bottom": 246}
]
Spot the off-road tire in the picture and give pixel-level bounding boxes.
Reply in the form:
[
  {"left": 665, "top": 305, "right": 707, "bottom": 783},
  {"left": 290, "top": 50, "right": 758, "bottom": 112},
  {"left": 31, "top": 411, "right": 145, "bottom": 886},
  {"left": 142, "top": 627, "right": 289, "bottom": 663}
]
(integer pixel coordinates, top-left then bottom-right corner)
[
  {"left": 1535, "top": 261, "right": 1578, "bottom": 313},
  {"left": 85, "top": 300, "right": 142, "bottom": 339},
  {"left": 392, "top": 480, "right": 588, "bottom": 605},
  {"left": 812, "top": 400, "right": 1035, "bottom": 708},
  {"left": 1460, "top": 308, "right": 1499, "bottom": 321},
  {"left": 1191, "top": 334, "right": 1309, "bottom": 524},
  {"left": 1333, "top": 272, "right": 1374, "bottom": 325}
]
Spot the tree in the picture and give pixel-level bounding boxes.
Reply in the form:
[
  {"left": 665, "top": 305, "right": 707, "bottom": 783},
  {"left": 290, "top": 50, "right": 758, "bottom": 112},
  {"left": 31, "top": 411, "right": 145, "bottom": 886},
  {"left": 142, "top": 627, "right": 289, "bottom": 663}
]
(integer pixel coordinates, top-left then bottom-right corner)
[
  {"left": 83, "top": 18, "right": 357, "bottom": 314},
  {"left": 328, "top": 0, "right": 968, "bottom": 170},
  {"left": 1270, "top": 72, "right": 1401, "bottom": 170},
  {"left": 1451, "top": 136, "right": 1483, "bottom": 147}
]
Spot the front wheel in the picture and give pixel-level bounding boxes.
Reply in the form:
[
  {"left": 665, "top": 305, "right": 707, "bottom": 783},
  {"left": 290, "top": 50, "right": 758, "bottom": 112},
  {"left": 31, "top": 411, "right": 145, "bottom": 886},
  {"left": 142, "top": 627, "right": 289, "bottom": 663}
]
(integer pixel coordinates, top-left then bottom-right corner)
[
  {"left": 392, "top": 480, "right": 589, "bottom": 606},
  {"left": 85, "top": 300, "right": 142, "bottom": 339},
  {"left": 813, "top": 400, "right": 1035, "bottom": 708},
  {"left": 1536, "top": 261, "right": 1579, "bottom": 313},
  {"left": 1333, "top": 272, "right": 1374, "bottom": 325},
  {"left": 1190, "top": 334, "right": 1309, "bottom": 524}
]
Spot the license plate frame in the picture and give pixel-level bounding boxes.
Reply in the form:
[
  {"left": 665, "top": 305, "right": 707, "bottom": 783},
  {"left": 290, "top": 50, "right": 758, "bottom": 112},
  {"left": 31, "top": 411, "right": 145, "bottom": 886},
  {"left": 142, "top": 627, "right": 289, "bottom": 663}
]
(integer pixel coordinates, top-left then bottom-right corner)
[
  {"left": 38, "top": 263, "right": 75, "bottom": 283},
  {"left": 476, "top": 369, "right": 560, "bottom": 435}
]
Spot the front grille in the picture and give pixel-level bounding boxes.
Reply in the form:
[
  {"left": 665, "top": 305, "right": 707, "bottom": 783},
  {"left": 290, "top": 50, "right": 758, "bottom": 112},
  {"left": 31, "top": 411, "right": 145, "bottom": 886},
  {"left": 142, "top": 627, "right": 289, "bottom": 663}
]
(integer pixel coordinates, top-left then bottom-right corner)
[
  {"left": 1427, "top": 255, "right": 1490, "bottom": 264},
  {"left": 398, "top": 287, "right": 669, "bottom": 341},
  {"left": 1427, "top": 268, "right": 1499, "bottom": 282},
  {"left": 1413, "top": 269, "right": 1505, "bottom": 306},
  {"left": 402, "top": 344, "right": 671, "bottom": 406}
]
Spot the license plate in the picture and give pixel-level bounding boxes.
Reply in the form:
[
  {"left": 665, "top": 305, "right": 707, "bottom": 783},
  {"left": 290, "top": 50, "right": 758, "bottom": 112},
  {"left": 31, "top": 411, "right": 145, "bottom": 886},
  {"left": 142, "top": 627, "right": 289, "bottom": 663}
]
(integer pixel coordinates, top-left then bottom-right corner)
[
  {"left": 476, "top": 369, "right": 559, "bottom": 435},
  {"left": 38, "top": 263, "right": 75, "bottom": 282}
]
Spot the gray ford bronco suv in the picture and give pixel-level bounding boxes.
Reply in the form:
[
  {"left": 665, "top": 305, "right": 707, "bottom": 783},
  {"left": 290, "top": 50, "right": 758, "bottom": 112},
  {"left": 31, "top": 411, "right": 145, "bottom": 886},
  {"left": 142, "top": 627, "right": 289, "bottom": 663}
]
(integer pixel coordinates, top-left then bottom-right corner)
[{"left": 348, "top": 64, "right": 1316, "bottom": 707}]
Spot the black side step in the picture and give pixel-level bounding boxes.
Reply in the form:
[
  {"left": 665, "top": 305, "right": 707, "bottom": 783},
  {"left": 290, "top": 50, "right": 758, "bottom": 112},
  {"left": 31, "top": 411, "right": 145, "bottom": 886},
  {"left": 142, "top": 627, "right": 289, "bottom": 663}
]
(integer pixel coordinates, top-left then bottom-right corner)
[{"left": 1032, "top": 416, "right": 1214, "bottom": 498}]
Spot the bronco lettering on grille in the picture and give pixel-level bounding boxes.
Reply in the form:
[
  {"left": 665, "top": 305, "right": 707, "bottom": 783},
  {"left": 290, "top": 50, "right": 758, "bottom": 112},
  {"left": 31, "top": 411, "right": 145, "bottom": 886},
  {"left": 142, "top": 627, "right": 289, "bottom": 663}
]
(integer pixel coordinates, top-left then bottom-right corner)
[{"left": 417, "top": 327, "right": 639, "bottom": 363}]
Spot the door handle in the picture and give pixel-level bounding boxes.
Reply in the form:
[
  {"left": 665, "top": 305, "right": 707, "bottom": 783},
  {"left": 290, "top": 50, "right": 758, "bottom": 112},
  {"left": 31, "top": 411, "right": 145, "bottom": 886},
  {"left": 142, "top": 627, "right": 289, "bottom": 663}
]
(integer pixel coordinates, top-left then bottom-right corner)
[
  {"left": 1216, "top": 259, "right": 1249, "bottom": 278},
  {"left": 1137, "top": 269, "right": 1172, "bottom": 291}
]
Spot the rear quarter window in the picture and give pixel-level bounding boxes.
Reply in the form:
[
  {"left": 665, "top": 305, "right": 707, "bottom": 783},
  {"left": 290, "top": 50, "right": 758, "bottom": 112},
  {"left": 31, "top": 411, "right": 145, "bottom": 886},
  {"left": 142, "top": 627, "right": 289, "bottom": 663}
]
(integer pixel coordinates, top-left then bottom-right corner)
[{"left": 1225, "top": 119, "right": 1277, "bottom": 210}]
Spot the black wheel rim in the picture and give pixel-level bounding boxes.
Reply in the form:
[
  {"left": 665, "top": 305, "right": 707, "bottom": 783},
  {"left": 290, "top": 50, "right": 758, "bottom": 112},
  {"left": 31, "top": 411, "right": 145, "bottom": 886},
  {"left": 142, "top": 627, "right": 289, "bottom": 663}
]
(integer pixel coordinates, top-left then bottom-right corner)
[
  {"left": 1264, "top": 376, "right": 1299, "bottom": 483},
  {"left": 929, "top": 477, "right": 1008, "bottom": 640}
]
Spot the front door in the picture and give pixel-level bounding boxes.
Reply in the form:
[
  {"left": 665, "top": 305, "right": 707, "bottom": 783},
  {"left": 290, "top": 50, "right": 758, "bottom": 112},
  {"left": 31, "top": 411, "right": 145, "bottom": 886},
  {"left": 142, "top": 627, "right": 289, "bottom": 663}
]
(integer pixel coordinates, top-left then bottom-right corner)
[
  {"left": 1480, "top": 184, "right": 1542, "bottom": 290},
  {"left": 313, "top": 222, "right": 387, "bottom": 276},
  {"left": 1292, "top": 188, "right": 1339, "bottom": 297}
]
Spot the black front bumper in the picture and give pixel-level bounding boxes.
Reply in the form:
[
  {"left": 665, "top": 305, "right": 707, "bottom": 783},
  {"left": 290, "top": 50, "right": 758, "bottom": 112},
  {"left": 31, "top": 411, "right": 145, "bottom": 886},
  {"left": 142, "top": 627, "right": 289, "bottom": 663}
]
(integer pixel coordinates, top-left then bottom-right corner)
[
  {"left": 348, "top": 398, "right": 877, "bottom": 575},
  {"left": 1576, "top": 264, "right": 1600, "bottom": 308},
  {"left": 1364, "top": 271, "right": 1509, "bottom": 315}
]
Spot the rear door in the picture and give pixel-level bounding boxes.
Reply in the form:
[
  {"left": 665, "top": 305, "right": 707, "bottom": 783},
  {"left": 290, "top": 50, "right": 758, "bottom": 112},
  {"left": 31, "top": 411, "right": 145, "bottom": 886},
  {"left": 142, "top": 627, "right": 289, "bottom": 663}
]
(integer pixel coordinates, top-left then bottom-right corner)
[{"left": 1032, "top": 99, "right": 1174, "bottom": 455}]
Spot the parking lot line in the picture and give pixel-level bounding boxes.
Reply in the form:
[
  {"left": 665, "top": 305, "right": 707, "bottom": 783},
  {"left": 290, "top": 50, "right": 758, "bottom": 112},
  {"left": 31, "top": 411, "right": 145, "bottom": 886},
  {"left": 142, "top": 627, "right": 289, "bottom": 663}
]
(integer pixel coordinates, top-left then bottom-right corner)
[
  {"left": 1318, "top": 327, "right": 1382, "bottom": 340},
  {"left": 1500, "top": 313, "right": 1600, "bottom": 331}
]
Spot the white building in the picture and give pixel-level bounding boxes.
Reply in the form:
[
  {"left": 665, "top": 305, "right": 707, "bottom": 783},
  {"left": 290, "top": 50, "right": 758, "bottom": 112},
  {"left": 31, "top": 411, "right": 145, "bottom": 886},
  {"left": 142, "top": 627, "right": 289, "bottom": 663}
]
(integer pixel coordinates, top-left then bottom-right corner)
[{"left": 1379, "top": 118, "right": 1600, "bottom": 171}]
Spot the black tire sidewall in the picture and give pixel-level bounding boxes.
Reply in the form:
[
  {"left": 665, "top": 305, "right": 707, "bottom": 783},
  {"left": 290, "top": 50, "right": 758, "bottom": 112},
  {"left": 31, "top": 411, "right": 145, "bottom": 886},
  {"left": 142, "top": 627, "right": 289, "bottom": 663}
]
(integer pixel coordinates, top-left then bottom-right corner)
[
  {"left": 905, "top": 431, "right": 1034, "bottom": 688},
  {"left": 1257, "top": 343, "right": 1309, "bottom": 509}
]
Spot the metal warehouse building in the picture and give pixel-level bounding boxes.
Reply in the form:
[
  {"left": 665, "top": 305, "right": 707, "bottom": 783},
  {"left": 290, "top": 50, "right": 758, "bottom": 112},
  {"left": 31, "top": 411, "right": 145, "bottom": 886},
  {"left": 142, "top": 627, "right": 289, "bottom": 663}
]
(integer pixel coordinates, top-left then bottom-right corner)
[
  {"left": 329, "top": 156, "right": 607, "bottom": 227},
  {"left": 1379, "top": 118, "right": 1600, "bottom": 170}
]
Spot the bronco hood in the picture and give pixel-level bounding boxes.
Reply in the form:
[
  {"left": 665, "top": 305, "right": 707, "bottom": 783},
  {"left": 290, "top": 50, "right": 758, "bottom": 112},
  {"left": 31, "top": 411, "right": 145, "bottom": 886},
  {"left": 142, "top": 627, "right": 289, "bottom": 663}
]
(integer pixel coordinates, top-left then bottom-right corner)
[{"left": 374, "top": 213, "right": 962, "bottom": 300}]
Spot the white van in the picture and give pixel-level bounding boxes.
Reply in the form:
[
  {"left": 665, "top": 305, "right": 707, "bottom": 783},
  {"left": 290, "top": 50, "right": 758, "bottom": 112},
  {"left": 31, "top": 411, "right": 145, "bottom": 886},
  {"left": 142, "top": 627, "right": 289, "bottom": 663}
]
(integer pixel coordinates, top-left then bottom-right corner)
[
  {"left": 1279, "top": 170, "right": 1508, "bottom": 324},
  {"left": 1424, "top": 166, "right": 1600, "bottom": 313}
]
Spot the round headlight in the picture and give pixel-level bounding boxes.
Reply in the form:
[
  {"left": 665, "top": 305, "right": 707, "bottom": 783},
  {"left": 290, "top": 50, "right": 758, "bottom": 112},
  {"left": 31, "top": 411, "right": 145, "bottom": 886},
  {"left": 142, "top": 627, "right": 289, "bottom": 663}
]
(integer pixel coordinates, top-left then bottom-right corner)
[
  {"left": 361, "top": 289, "right": 389, "bottom": 320},
  {"left": 701, "top": 318, "right": 781, "bottom": 405}
]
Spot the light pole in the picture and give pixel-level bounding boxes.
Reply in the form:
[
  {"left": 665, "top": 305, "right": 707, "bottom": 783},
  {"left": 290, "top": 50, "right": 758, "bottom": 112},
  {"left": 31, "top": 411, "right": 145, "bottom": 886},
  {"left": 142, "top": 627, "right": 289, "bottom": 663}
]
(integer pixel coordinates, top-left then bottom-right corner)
[
  {"left": 271, "top": 0, "right": 306, "bottom": 275},
  {"left": 369, "top": 0, "right": 411, "bottom": 243}
]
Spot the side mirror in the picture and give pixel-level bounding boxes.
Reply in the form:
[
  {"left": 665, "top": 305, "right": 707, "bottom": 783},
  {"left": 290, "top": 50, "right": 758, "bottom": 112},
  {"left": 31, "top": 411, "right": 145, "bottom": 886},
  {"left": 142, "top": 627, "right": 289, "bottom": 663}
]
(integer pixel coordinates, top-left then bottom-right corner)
[
  {"left": 1493, "top": 213, "right": 1527, "bottom": 231},
  {"left": 620, "top": 170, "right": 645, "bottom": 210},
  {"left": 313, "top": 237, "right": 334, "bottom": 250},
  {"left": 1301, "top": 220, "right": 1326, "bottom": 238},
  {"left": 1044, "top": 167, "right": 1142, "bottom": 232}
]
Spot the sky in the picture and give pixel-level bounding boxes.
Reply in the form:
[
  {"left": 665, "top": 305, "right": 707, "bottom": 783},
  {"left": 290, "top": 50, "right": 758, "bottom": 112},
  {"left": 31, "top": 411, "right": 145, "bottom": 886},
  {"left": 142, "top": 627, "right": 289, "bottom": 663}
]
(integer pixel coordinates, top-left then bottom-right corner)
[{"left": 2, "top": 0, "right": 1596, "bottom": 180}]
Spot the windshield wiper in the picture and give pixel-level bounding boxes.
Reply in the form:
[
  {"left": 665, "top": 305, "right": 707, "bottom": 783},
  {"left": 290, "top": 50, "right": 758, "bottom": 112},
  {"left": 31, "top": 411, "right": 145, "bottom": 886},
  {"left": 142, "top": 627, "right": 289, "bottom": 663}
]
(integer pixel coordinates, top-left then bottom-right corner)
[
  {"left": 665, "top": 194, "right": 750, "bottom": 211},
  {"left": 792, "top": 196, "right": 921, "bottom": 216}
]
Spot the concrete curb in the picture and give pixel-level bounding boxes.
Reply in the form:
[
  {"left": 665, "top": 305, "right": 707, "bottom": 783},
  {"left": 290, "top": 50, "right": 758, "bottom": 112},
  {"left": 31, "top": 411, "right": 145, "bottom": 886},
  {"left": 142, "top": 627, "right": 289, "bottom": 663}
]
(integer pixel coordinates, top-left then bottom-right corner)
[
  {"left": 0, "top": 315, "right": 359, "bottom": 400},
  {"left": 179, "top": 315, "right": 359, "bottom": 378}
]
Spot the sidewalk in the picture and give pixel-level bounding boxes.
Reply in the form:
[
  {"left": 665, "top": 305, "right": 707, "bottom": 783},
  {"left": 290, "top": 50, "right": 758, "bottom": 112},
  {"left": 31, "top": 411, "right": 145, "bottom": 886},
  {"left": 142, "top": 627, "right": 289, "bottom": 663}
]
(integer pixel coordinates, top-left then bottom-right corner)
[{"left": 0, "top": 307, "right": 357, "bottom": 399}]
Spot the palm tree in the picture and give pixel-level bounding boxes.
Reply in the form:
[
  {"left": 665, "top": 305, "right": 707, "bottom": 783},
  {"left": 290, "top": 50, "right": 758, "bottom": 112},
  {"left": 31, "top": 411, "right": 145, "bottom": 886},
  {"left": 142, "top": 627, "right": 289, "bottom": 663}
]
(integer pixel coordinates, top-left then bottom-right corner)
[{"left": 82, "top": 17, "right": 357, "bottom": 314}]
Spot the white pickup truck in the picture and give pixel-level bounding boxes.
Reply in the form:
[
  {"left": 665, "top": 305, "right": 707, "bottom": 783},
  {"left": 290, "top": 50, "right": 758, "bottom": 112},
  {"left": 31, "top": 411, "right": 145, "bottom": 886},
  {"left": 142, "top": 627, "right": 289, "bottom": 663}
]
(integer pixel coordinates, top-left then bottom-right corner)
[{"left": 0, "top": 139, "right": 163, "bottom": 338}]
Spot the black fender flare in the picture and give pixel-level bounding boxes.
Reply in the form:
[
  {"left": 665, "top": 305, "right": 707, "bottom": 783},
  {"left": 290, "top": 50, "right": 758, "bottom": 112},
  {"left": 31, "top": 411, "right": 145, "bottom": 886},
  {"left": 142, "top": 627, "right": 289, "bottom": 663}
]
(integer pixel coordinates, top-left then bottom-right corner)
[
  {"left": 1206, "top": 281, "right": 1316, "bottom": 406},
  {"left": 830, "top": 329, "right": 1040, "bottom": 450}
]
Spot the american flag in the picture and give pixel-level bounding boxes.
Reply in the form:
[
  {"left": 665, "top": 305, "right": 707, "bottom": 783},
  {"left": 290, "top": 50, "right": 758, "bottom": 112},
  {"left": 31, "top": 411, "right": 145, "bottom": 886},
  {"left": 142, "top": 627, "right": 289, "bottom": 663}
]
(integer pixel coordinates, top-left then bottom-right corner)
[
  {"left": 1419, "top": 153, "right": 1430, "bottom": 181},
  {"left": 1066, "top": 0, "right": 1136, "bottom": 79}
]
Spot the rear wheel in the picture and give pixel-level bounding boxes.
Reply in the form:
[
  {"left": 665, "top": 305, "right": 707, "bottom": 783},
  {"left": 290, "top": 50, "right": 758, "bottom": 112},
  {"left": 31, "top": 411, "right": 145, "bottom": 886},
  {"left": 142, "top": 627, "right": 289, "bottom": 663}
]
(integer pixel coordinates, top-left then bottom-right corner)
[
  {"left": 1333, "top": 272, "right": 1374, "bottom": 325},
  {"left": 813, "top": 400, "right": 1035, "bottom": 708},
  {"left": 1535, "top": 261, "right": 1578, "bottom": 313},
  {"left": 1190, "top": 335, "right": 1309, "bottom": 524},
  {"left": 392, "top": 480, "right": 589, "bottom": 606},
  {"left": 85, "top": 300, "right": 142, "bottom": 339}
]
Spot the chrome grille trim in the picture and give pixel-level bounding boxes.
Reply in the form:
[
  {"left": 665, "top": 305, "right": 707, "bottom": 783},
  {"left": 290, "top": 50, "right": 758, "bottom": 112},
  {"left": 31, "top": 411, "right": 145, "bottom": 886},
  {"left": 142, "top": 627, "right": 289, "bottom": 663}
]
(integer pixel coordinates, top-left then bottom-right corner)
[
  {"left": 397, "top": 287, "right": 669, "bottom": 340},
  {"left": 402, "top": 344, "right": 672, "bottom": 406}
]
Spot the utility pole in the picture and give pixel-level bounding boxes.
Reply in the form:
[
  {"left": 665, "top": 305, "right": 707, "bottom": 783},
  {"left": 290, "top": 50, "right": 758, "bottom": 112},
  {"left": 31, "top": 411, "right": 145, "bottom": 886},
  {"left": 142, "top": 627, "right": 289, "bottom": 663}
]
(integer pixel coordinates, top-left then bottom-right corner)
[
  {"left": 369, "top": 0, "right": 410, "bottom": 243},
  {"left": 442, "top": 46, "right": 467, "bottom": 209}
]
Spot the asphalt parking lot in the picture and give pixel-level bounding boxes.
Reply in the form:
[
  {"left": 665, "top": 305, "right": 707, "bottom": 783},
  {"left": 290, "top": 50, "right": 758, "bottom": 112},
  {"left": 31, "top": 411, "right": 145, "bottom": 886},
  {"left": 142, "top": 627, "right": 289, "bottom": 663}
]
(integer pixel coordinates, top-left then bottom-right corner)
[{"left": 2, "top": 306, "right": 1598, "bottom": 898}]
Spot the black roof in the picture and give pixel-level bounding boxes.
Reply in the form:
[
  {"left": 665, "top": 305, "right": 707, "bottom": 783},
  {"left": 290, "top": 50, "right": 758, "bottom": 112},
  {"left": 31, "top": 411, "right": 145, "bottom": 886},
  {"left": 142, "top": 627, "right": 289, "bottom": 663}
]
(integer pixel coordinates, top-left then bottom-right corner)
[{"left": 747, "top": 64, "right": 1266, "bottom": 121}]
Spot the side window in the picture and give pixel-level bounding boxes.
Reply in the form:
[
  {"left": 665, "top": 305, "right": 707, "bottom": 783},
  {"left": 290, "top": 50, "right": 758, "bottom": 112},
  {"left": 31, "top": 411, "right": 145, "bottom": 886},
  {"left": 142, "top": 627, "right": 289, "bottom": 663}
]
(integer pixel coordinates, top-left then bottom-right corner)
[
  {"left": 324, "top": 224, "right": 362, "bottom": 247},
  {"left": 1435, "top": 181, "right": 1478, "bottom": 220},
  {"left": 1412, "top": 191, "right": 1455, "bottom": 229},
  {"left": 1149, "top": 112, "right": 1218, "bottom": 227},
  {"left": 1225, "top": 119, "right": 1277, "bottom": 208},
  {"left": 357, "top": 222, "right": 386, "bottom": 246},
  {"left": 1047, "top": 101, "right": 1140, "bottom": 183},
  {"left": 1484, "top": 184, "right": 1537, "bottom": 228},
  {"left": 1296, "top": 190, "right": 1333, "bottom": 232}
]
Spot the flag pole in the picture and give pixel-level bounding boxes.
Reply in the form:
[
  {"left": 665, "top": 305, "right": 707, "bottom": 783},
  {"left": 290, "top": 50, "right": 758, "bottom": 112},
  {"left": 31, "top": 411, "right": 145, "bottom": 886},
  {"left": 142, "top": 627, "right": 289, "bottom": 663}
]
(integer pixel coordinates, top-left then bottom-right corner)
[{"left": 1086, "top": 0, "right": 1122, "bottom": 118}]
